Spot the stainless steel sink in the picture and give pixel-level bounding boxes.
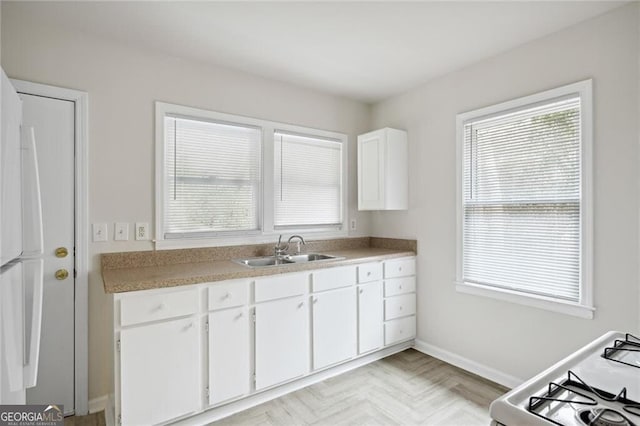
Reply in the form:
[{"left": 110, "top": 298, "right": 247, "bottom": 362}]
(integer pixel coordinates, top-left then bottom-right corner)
[
  {"left": 233, "top": 256, "right": 294, "bottom": 267},
  {"left": 233, "top": 253, "right": 344, "bottom": 268},
  {"left": 284, "top": 253, "right": 344, "bottom": 263}
]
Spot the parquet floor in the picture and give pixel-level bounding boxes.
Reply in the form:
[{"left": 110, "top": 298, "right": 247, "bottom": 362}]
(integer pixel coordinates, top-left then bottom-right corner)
[{"left": 215, "top": 349, "right": 509, "bottom": 425}]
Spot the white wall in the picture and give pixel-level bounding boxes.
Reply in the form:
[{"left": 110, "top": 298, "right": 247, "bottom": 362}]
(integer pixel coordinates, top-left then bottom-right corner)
[
  {"left": 1, "top": 3, "right": 371, "bottom": 400},
  {"left": 371, "top": 3, "right": 639, "bottom": 382}
]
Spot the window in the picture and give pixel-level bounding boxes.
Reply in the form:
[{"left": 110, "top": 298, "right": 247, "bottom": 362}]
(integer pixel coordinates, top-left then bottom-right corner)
[
  {"left": 156, "top": 103, "right": 347, "bottom": 245},
  {"left": 274, "top": 131, "right": 343, "bottom": 228},
  {"left": 455, "top": 80, "right": 593, "bottom": 318}
]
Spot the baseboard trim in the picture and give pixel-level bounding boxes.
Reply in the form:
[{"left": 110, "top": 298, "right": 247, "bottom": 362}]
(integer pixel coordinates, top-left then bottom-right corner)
[
  {"left": 173, "top": 341, "right": 413, "bottom": 425},
  {"left": 413, "top": 339, "right": 523, "bottom": 389},
  {"left": 88, "top": 395, "right": 109, "bottom": 414}
]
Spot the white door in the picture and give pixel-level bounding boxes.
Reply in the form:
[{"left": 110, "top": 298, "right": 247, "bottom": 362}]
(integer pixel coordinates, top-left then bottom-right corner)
[
  {"left": 21, "top": 94, "right": 76, "bottom": 414},
  {"left": 311, "top": 287, "right": 357, "bottom": 370},
  {"left": 120, "top": 318, "right": 201, "bottom": 425},
  {"left": 255, "top": 297, "right": 309, "bottom": 390},
  {"left": 358, "top": 282, "right": 383, "bottom": 354},
  {"left": 208, "top": 308, "right": 250, "bottom": 405}
]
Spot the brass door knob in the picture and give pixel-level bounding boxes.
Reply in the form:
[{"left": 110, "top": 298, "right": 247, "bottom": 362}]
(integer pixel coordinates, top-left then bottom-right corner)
[
  {"left": 55, "top": 247, "right": 68, "bottom": 258},
  {"left": 55, "top": 269, "right": 69, "bottom": 280}
]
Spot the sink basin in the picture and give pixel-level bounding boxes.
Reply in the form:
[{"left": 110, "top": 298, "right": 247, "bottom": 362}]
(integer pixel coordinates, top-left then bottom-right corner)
[
  {"left": 233, "top": 253, "right": 344, "bottom": 267},
  {"left": 233, "top": 256, "right": 294, "bottom": 267},
  {"left": 284, "top": 253, "right": 344, "bottom": 263}
]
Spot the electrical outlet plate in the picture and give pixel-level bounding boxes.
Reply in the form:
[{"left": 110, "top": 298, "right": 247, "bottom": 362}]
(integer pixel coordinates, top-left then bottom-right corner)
[
  {"left": 114, "top": 223, "right": 129, "bottom": 241},
  {"left": 350, "top": 219, "right": 357, "bottom": 231},
  {"left": 93, "top": 223, "right": 108, "bottom": 242},
  {"left": 135, "top": 222, "right": 150, "bottom": 241}
]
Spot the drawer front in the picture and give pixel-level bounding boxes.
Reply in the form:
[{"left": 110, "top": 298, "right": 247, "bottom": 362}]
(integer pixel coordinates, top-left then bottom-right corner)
[
  {"left": 384, "top": 293, "right": 416, "bottom": 320},
  {"left": 384, "top": 277, "right": 416, "bottom": 297},
  {"left": 120, "top": 288, "right": 199, "bottom": 326},
  {"left": 208, "top": 279, "right": 250, "bottom": 311},
  {"left": 255, "top": 272, "right": 308, "bottom": 302},
  {"left": 384, "top": 258, "right": 416, "bottom": 279},
  {"left": 384, "top": 316, "right": 416, "bottom": 345},
  {"left": 358, "top": 262, "right": 383, "bottom": 283},
  {"left": 312, "top": 266, "right": 356, "bottom": 292}
]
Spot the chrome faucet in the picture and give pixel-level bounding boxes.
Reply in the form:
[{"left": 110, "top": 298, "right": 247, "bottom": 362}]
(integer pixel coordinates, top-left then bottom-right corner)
[
  {"left": 287, "top": 235, "right": 306, "bottom": 255},
  {"left": 274, "top": 234, "right": 288, "bottom": 260}
]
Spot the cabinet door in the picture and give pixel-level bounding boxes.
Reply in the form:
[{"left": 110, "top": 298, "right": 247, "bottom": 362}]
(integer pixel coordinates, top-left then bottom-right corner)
[
  {"left": 312, "top": 287, "right": 357, "bottom": 370},
  {"left": 209, "top": 308, "right": 250, "bottom": 405},
  {"left": 120, "top": 318, "right": 201, "bottom": 425},
  {"left": 358, "top": 131, "right": 385, "bottom": 210},
  {"left": 358, "top": 282, "right": 383, "bottom": 354},
  {"left": 255, "top": 297, "right": 309, "bottom": 390}
]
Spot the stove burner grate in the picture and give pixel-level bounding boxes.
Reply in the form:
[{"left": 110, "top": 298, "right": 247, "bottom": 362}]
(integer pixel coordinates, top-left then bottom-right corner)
[
  {"left": 528, "top": 371, "right": 640, "bottom": 426},
  {"left": 603, "top": 334, "right": 640, "bottom": 370}
]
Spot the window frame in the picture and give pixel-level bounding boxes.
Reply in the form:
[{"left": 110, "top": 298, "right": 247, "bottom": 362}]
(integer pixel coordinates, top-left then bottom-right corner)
[
  {"left": 155, "top": 102, "right": 348, "bottom": 249},
  {"left": 454, "top": 80, "right": 594, "bottom": 319}
]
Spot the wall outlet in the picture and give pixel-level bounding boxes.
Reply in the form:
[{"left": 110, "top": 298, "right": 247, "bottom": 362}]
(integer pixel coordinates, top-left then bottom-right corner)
[
  {"left": 135, "top": 222, "right": 150, "bottom": 241},
  {"left": 350, "top": 219, "right": 357, "bottom": 231},
  {"left": 93, "top": 223, "right": 108, "bottom": 242},
  {"left": 114, "top": 223, "right": 129, "bottom": 241}
]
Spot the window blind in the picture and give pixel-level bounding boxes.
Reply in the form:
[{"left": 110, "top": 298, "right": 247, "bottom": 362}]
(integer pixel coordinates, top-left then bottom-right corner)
[
  {"left": 274, "top": 131, "right": 343, "bottom": 228},
  {"left": 462, "top": 96, "right": 581, "bottom": 301},
  {"left": 164, "top": 116, "right": 261, "bottom": 237}
]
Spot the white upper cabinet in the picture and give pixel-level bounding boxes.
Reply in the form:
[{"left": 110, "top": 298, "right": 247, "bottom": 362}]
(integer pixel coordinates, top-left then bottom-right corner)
[{"left": 357, "top": 127, "right": 408, "bottom": 211}]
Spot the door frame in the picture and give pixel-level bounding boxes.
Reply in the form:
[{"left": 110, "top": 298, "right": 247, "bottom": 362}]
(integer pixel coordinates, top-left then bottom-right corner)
[{"left": 11, "top": 79, "right": 89, "bottom": 415}]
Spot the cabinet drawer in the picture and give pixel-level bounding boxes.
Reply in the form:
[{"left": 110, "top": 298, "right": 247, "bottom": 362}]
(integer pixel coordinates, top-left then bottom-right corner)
[
  {"left": 384, "top": 293, "right": 416, "bottom": 320},
  {"left": 312, "top": 266, "right": 356, "bottom": 292},
  {"left": 208, "top": 279, "right": 250, "bottom": 311},
  {"left": 255, "top": 272, "right": 308, "bottom": 302},
  {"left": 384, "top": 277, "right": 416, "bottom": 297},
  {"left": 384, "top": 316, "right": 416, "bottom": 345},
  {"left": 384, "top": 258, "right": 415, "bottom": 278},
  {"left": 358, "top": 262, "right": 383, "bottom": 283},
  {"left": 120, "top": 288, "right": 198, "bottom": 327}
]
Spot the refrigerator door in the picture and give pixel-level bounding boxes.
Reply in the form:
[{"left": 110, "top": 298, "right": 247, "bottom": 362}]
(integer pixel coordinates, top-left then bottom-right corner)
[
  {"left": 1, "top": 70, "right": 23, "bottom": 266},
  {"left": 0, "top": 261, "right": 25, "bottom": 404}
]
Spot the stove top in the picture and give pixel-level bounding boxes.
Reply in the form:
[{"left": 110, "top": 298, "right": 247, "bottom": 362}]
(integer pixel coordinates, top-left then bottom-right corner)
[{"left": 490, "top": 332, "right": 640, "bottom": 426}]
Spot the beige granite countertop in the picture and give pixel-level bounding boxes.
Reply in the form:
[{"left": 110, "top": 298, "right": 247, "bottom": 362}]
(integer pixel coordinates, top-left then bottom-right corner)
[{"left": 103, "top": 246, "right": 415, "bottom": 294}]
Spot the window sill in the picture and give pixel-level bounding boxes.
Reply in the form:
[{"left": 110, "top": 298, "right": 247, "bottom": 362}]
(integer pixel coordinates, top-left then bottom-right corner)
[{"left": 455, "top": 281, "right": 594, "bottom": 319}]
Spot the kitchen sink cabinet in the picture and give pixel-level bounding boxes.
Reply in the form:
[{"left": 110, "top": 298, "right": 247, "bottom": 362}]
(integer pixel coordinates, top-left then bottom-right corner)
[
  {"left": 119, "top": 317, "right": 201, "bottom": 425},
  {"left": 113, "top": 255, "right": 415, "bottom": 425},
  {"left": 255, "top": 296, "right": 309, "bottom": 390},
  {"left": 311, "top": 286, "right": 357, "bottom": 369},
  {"left": 208, "top": 307, "right": 250, "bottom": 405},
  {"left": 357, "top": 127, "right": 408, "bottom": 211}
]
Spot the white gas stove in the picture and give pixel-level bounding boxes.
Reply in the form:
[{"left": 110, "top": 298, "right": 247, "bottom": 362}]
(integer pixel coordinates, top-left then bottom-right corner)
[{"left": 490, "top": 331, "right": 640, "bottom": 426}]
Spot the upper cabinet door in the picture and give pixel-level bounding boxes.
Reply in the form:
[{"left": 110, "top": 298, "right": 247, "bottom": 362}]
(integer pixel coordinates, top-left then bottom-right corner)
[{"left": 357, "top": 128, "right": 408, "bottom": 211}]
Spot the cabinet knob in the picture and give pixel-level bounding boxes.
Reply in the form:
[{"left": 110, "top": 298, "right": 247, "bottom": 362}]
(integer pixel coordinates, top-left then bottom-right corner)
[
  {"left": 359, "top": 289, "right": 364, "bottom": 294},
  {"left": 298, "top": 302, "right": 304, "bottom": 309},
  {"left": 223, "top": 292, "right": 232, "bottom": 300},
  {"left": 312, "top": 297, "right": 318, "bottom": 304},
  {"left": 184, "top": 322, "right": 194, "bottom": 331},
  {"left": 399, "top": 306, "right": 403, "bottom": 311},
  {"left": 55, "top": 247, "right": 68, "bottom": 258},
  {"left": 399, "top": 285, "right": 403, "bottom": 290},
  {"left": 399, "top": 267, "right": 403, "bottom": 272},
  {"left": 367, "top": 271, "right": 371, "bottom": 276}
]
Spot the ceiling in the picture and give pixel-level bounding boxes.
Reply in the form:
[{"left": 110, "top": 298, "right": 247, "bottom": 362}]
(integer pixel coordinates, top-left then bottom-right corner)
[{"left": 5, "top": 1, "right": 628, "bottom": 103}]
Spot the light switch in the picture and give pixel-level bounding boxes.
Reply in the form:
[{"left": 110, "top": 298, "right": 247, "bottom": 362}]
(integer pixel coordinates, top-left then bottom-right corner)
[
  {"left": 135, "top": 222, "right": 150, "bottom": 241},
  {"left": 93, "top": 223, "right": 108, "bottom": 242},
  {"left": 114, "top": 223, "right": 129, "bottom": 241}
]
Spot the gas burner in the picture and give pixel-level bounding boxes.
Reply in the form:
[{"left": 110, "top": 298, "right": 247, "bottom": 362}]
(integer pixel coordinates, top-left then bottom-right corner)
[{"left": 577, "top": 408, "right": 636, "bottom": 426}]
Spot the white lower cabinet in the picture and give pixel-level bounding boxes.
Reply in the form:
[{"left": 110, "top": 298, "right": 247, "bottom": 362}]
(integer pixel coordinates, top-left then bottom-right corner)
[
  {"left": 208, "top": 307, "right": 250, "bottom": 405},
  {"left": 255, "top": 296, "right": 309, "bottom": 390},
  {"left": 357, "top": 282, "right": 384, "bottom": 354},
  {"left": 119, "top": 318, "right": 201, "bottom": 425},
  {"left": 114, "top": 256, "right": 416, "bottom": 425},
  {"left": 311, "top": 287, "right": 357, "bottom": 369}
]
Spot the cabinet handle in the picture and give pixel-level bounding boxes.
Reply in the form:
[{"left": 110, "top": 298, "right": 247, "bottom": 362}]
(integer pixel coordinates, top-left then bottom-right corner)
[
  {"left": 312, "top": 297, "right": 318, "bottom": 304},
  {"left": 399, "top": 267, "right": 403, "bottom": 272},
  {"left": 399, "top": 306, "right": 403, "bottom": 311},
  {"left": 399, "top": 285, "right": 403, "bottom": 290},
  {"left": 298, "top": 302, "right": 304, "bottom": 308},
  {"left": 157, "top": 303, "right": 165, "bottom": 310},
  {"left": 223, "top": 292, "right": 232, "bottom": 300},
  {"left": 184, "top": 322, "right": 194, "bottom": 331},
  {"left": 359, "top": 289, "right": 364, "bottom": 294},
  {"left": 236, "top": 312, "right": 243, "bottom": 320},
  {"left": 367, "top": 271, "right": 371, "bottom": 276}
]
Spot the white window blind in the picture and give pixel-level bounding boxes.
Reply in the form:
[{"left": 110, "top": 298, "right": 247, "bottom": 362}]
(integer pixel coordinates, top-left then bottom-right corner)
[
  {"left": 462, "top": 96, "right": 582, "bottom": 302},
  {"left": 164, "top": 116, "right": 261, "bottom": 237},
  {"left": 274, "top": 131, "right": 343, "bottom": 228}
]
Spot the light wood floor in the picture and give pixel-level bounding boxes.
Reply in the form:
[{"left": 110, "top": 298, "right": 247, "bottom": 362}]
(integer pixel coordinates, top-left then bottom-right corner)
[
  {"left": 215, "top": 349, "right": 509, "bottom": 425},
  {"left": 64, "top": 411, "right": 105, "bottom": 426}
]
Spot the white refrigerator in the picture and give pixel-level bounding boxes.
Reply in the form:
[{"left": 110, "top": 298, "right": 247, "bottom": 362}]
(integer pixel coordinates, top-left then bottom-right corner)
[{"left": 0, "top": 68, "right": 45, "bottom": 404}]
